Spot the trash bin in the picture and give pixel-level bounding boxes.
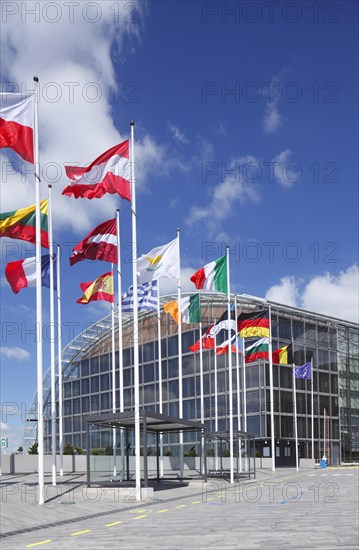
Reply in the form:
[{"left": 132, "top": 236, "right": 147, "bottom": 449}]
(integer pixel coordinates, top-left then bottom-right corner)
[{"left": 320, "top": 458, "right": 327, "bottom": 469}]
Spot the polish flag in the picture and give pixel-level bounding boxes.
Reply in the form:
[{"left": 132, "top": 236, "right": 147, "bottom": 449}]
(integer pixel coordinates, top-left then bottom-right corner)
[
  {"left": 63, "top": 140, "right": 131, "bottom": 201},
  {"left": 70, "top": 218, "right": 117, "bottom": 266},
  {"left": 0, "top": 93, "right": 34, "bottom": 163}
]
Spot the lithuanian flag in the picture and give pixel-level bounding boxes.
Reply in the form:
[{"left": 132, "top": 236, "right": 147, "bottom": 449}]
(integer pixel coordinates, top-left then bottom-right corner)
[
  {"left": 0, "top": 200, "right": 48, "bottom": 248},
  {"left": 77, "top": 272, "right": 114, "bottom": 304},
  {"left": 164, "top": 294, "right": 201, "bottom": 324},
  {"left": 272, "top": 343, "right": 293, "bottom": 364},
  {"left": 245, "top": 338, "right": 269, "bottom": 363},
  {"left": 237, "top": 309, "right": 269, "bottom": 339}
]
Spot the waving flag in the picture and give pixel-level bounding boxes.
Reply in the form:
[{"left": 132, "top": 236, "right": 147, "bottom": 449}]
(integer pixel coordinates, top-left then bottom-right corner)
[
  {"left": 70, "top": 218, "right": 117, "bottom": 266},
  {"left": 272, "top": 343, "right": 294, "bottom": 365},
  {"left": 77, "top": 272, "right": 114, "bottom": 304},
  {"left": 216, "top": 335, "right": 240, "bottom": 355},
  {"left": 122, "top": 281, "right": 158, "bottom": 313},
  {"left": 164, "top": 294, "right": 201, "bottom": 324},
  {"left": 237, "top": 309, "right": 270, "bottom": 339},
  {"left": 190, "top": 255, "right": 227, "bottom": 293},
  {"left": 189, "top": 325, "right": 215, "bottom": 352},
  {"left": 0, "top": 200, "right": 48, "bottom": 248},
  {"left": 5, "top": 255, "right": 55, "bottom": 294},
  {"left": 245, "top": 338, "right": 269, "bottom": 363},
  {"left": 294, "top": 362, "right": 312, "bottom": 380},
  {"left": 0, "top": 93, "right": 34, "bottom": 163},
  {"left": 63, "top": 140, "right": 131, "bottom": 201},
  {"left": 209, "top": 308, "right": 236, "bottom": 337},
  {"left": 137, "top": 238, "right": 179, "bottom": 284}
]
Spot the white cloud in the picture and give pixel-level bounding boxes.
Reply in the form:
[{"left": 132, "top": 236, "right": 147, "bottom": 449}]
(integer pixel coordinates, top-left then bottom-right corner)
[
  {"left": 0, "top": 422, "right": 10, "bottom": 433},
  {"left": 265, "top": 276, "right": 299, "bottom": 307},
  {"left": 168, "top": 123, "right": 189, "bottom": 145},
  {"left": 0, "top": 1, "right": 173, "bottom": 234},
  {"left": 263, "top": 75, "right": 283, "bottom": 133},
  {"left": 0, "top": 346, "right": 31, "bottom": 361},
  {"left": 265, "top": 265, "right": 359, "bottom": 322},
  {"left": 186, "top": 155, "right": 261, "bottom": 235},
  {"left": 272, "top": 149, "right": 301, "bottom": 189}
]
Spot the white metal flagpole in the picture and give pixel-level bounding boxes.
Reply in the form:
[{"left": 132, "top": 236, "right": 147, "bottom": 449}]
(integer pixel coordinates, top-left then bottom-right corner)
[
  {"left": 292, "top": 364, "right": 299, "bottom": 471},
  {"left": 111, "top": 264, "right": 117, "bottom": 478},
  {"left": 33, "top": 76, "right": 44, "bottom": 505},
  {"left": 157, "top": 280, "right": 164, "bottom": 477},
  {"left": 130, "top": 121, "right": 141, "bottom": 501},
  {"left": 311, "top": 357, "right": 314, "bottom": 460},
  {"left": 291, "top": 339, "right": 299, "bottom": 471},
  {"left": 268, "top": 304, "right": 276, "bottom": 472},
  {"left": 234, "top": 296, "right": 242, "bottom": 473},
  {"left": 199, "top": 318, "right": 205, "bottom": 475},
  {"left": 177, "top": 228, "right": 184, "bottom": 479},
  {"left": 56, "top": 244, "right": 63, "bottom": 476},
  {"left": 226, "top": 246, "right": 234, "bottom": 484},
  {"left": 116, "top": 209, "right": 124, "bottom": 480},
  {"left": 214, "top": 329, "right": 219, "bottom": 471},
  {"left": 48, "top": 184, "right": 56, "bottom": 486}
]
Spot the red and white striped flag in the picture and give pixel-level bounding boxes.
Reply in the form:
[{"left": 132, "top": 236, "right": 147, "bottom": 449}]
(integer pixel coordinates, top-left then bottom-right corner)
[
  {"left": 70, "top": 218, "right": 117, "bottom": 266},
  {"left": 0, "top": 93, "right": 34, "bottom": 163},
  {"left": 63, "top": 140, "right": 131, "bottom": 201}
]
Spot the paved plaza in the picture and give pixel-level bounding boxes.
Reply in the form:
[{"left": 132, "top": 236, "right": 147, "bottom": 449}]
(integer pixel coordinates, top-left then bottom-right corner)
[{"left": 0, "top": 467, "right": 358, "bottom": 549}]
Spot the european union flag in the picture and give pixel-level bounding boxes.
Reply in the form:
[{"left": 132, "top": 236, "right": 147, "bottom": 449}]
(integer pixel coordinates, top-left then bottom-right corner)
[{"left": 294, "top": 362, "right": 312, "bottom": 380}]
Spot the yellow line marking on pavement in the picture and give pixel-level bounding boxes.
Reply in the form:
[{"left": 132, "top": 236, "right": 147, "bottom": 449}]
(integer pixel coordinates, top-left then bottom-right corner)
[
  {"left": 133, "top": 515, "right": 147, "bottom": 520},
  {"left": 106, "top": 521, "right": 124, "bottom": 527},
  {"left": 69, "top": 530, "right": 91, "bottom": 536},
  {"left": 207, "top": 497, "right": 214, "bottom": 501},
  {"left": 192, "top": 500, "right": 201, "bottom": 504},
  {"left": 26, "top": 542, "right": 52, "bottom": 548},
  {"left": 176, "top": 504, "right": 187, "bottom": 508},
  {"left": 157, "top": 509, "right": 169, "bottom": 513}
]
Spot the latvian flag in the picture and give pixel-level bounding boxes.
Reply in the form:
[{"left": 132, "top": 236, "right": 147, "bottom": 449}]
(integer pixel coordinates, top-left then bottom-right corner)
[
  {"left": 70, "top": 218, "right": 117, "bottom": 266},
  {"left": 63, "top": 140, "right": 131, "bottom": 201},
  {"left": 190, "top": 255, "right": 227, "bottom": 293},
  {"left": 0, "top": 93, "right": 34, "bottom": 163}
]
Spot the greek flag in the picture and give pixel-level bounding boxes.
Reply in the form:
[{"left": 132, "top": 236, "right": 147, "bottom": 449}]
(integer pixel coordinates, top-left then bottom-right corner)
[{"left": 122, "top": 280, "right": 158, "bottom": 313}]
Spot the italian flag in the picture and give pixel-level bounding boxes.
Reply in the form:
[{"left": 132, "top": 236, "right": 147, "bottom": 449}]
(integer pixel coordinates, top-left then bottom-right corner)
[
  {"left": 0, "top": 93, "right": 34, "bottom": 163},
  {"left": 77, "top": 272, "right": 114, "bottom": 304},
  {"left": 163, "top": 294, "right": 201, "bottom": 324},
  {"left": 0, "top": 200, "right": 49, "bottom": 248},
  {"left": 245, "top": 338, "right": 269, "bottom": 364},
  {"left": 190, "top": 255, "right": 227, "bottom": 293}
]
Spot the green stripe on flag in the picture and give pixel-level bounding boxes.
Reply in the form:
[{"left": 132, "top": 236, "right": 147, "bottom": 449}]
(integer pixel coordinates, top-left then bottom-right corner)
[
  {"left": 214, "top": 256, "right": 227, "bottom": 293},
  {"left": 189, "top": 294, "right": 201, "bottom": 323}
]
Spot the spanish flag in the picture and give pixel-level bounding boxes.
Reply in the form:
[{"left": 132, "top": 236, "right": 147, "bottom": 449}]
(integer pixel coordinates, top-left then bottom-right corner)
[
  {"left": 0, "top": 200, "right": 48, "bottom": 248},
  {"left": 272, "top": 343, "right": 294, "bottom": 365},
  {"left": 77, "top": 272, "right": 114, "bottom": 304},
  {"left": 237, "top": 309, "right": 269, "bottom": 339}
]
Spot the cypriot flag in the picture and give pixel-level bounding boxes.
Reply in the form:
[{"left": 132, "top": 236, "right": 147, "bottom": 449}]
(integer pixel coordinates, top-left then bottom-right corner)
[{"left": 137, "top": 237, "right": 179, "bottom": 284}]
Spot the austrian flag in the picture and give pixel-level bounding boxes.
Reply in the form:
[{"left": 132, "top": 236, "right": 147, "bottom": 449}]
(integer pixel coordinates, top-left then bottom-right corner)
[{"left": 63, "top": 140, "right": 131, "bottom": 201}]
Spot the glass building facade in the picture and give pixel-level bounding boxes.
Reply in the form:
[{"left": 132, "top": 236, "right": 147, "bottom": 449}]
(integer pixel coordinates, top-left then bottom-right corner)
[{"left": 25, "top": 293, "right": 359, "bottom": 465}]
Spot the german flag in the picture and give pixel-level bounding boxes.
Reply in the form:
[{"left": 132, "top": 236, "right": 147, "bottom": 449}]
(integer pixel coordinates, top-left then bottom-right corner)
[
  {"left": 237, "top": 309, "right": 269, "bottom": 339},
  {"left": 0, "top": 200, "right": 48, "bottom": 248},
  {"left": 272, "top": 343, "right": 294, "bottom": 365}
]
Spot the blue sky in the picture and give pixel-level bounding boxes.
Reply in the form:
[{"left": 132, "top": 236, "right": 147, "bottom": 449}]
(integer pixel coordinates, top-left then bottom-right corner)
[{"left": 0, "top": 0, "right": 358, "bottom": 449}]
